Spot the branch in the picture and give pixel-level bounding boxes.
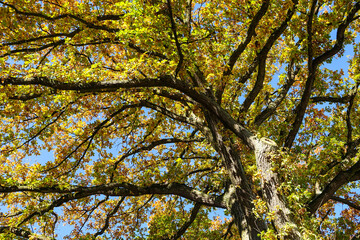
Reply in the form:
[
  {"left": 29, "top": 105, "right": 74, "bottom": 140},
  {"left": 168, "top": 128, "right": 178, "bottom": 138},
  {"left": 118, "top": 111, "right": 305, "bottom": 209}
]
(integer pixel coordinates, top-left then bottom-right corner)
[
  {"left": 128, "top": 42, "right": 169, "bottom": 60},
  {"left": 21, "top": 37, "right": 169, "bottom": 60},
  {"left": 93, "top": 197, "right": 126, "bottom": 237},
  {"left": 2, "top": 75, "right": 257, "bottom": 150},
  {"left": 2, "top": 28, "right": 81, "bottom": 46},
  {"left": 166, "top": 203, "right": 201, "bottom": 240},
  {"left": 167, "top": 0, "right": 184, "bottom": 76},
  {"left": 224, "top": 0, "right": 270, "bottom": 76},
  {"left": 0, "top": 182, "right": 226, "bottom": 209},
  {"left": 79, "top": 197, "right": 109, "bottom": 234},
  {"left": 44, "top": 103, "right": 144, "bottom": 172},
  {"left": 1, "top": 75, "right": 173, "bottom": 91},
  {"left": 141, "top": 100, "right": 195, "bottom": 126},
  {"left": 239, "top": 56, "right": 267, "bottom": 113},
  {"left": 96, "top": 14, "right": 125, "bottom": 21},
  {"left": 152, "top": 88, "right": 192, "bottom": 104},
  {"left": 285, "top": 2, "right": 360, "bottom": 148},
  {"left": 18, "top": 109, "right": 65, "bottom": 150},
  {"left": 351, "top": 232, "right": 360, "bottom": 240},
  {"left": 216, "top": 1, "right": 270, "bottom": 101},
  {"left": 254, "top": 62, "right": 298, "bottom": 126},
  {"left": 307, "top": 158, "right": 360, "bottom": 214},
  {"left": 331, "top": 196, "right": 360, "bottom": 211},
  {"left": 222, "top": 220, "right": 235, "bottom": 239},
  {"left": 185, "top": 0, "right": 192, "bottom": 36},
  {"left": 313, "top": 2, "right": 360, "bottom": 66},
  {"left": 0, "top": 1, "right": 119, "bottom": 32},
  {"left": 187, "top": 167, "right": 214, "bottom": 176},
  {"left": 8, "top": 92, "right": 45, "bottom": 101},
  {"left": 346, "top": 84, "right": 358, "bottom": 144},
  {"left": 307, "top": 0, "right": 318, "bottom": 66},
  {"left": 284, "top": 0, "right": 317, "bottom": 149},
  {"left": 307, "top": 138, "right": 360, "bottom": 213},
  {"left": 237, "top": 0, "right": 298, "bottom": 110},
  {"left": 1, "top": 38, "right": 67, "bottom": 58},
  {"left": 311, "top": 95, "right": 352, "bottom": 103},
  {"left": 0, "top": 226, "right": 53, "bottom": 240},
  {"left": 111, "top": 136, "right": 205, "bottom": 177}
]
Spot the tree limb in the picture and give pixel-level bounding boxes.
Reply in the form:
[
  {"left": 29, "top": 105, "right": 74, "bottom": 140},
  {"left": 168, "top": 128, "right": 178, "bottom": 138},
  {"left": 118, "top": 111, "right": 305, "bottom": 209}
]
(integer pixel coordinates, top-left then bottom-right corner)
[
  {"left": 93, "top": 197, "right": 126, "bottom": 237},
  {"left": 307, "top": 159, "right": 360, "bottom": 214},
  {"left": 0, "top": 182, "right": 226, "bottom": 209},
  {"left": 128, "top": 42, "right": 169, "bottom": 60},
  {"left": 2, "top": 28, "right": 81, "bottom": 46},
  {"left": 254, "top": 62, "right": 298, "bottom": 126},
  {"left": 111, "top": 136, "right": 205, "bottom": 177},
  {"left": 167, "top": 0, "right": 184, "bottom": 76},
  {"left": 0, "top": 226, "right": 53, "bottom": 240},
  {"left": 224, "top": 0, "right": 270, "bottom": 76},
  {"left": 313, "top": 2, "right": 360, "bottom": 66},
  {"left": 284, "top": 0, "right": 317, "bottom": 149},
  {"left": 284, "top": 2, "right": 360, "bottom": 148},
  {"left": 166, "top": 203, "right": 201, "bottom": 240},
  {"left": 331, "top": 196, "right": 360, "bottom": 211},
  {"left": 1, "top": 75, "right": 258, "bottom": 150},
  {"left": 311, "top": 95, "right": 352, "bottom": 103},
  {"left": 346, "top": 84, "right": 358, "bottom": 144},
  {"left": 236, "top": 0, "right": 298, "bottom": 109},
  {"left": 0, "top": 1, "right": 119, "bottom": 32}
]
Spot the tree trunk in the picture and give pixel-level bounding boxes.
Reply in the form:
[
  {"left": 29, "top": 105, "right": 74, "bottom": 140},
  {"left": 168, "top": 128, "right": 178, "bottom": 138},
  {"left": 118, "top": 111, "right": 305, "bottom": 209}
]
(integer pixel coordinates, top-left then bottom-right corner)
[
  {"left": 205, "top": 111, "right": 302, "bottom": 238},
  {"left": 206, "top": 113, "right": 267, "bottom": 239},
  {"left": 223, "top": 184, "right": 265, "bottom": 240},
  {"left": 254, "top": 137, "right": 301, "bottom": 239}
]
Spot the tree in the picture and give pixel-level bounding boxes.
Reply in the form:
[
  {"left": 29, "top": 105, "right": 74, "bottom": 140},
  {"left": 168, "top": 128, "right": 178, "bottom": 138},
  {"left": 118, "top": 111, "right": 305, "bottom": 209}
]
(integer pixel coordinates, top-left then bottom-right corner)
[{"left": 0, "top": 0, "right": 360, "bottom": 239}]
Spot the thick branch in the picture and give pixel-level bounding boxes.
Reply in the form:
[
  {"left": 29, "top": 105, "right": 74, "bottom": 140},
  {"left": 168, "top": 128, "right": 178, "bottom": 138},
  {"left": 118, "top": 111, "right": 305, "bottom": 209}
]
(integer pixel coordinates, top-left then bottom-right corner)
[
  {"left": 285, "top": 2, "right": 360, "bottom": 148},
  {"left": 307, "top": 159, "right": 360, "bottom": 214},
  {"left": 0, "top": 182, "right": 226, "bottom": 209},
  {"left": 0, "top": 1, "right": 119, "bottom": 32},
  {"left": 224, "top": 0, "right": 270, "bottom": 76},
  {"left": 167, "top": 0, "right": 184, "bottom": 75},
  {"left": 237, "top": 0, "right": 298, "bottom": 110},
  {"left": 254, "top": 63, "right": 298, "bottom": 126},
  {"left": 239, "top": 57, "right": 267, "bottom": 113},
  {"left": 284, "top": 0, "right": 317, "bottom": 149},
  {"left": 331, "top": 196, "right": 360, "bottom": 211},
  {"left": 0, "top": 226, "right": 53, "bottom": 240},
  {"left": 2, "top": 75, "right": 257, "bottom": 149},
  {"left": 307, "top": 0, "right": 318, "bottom": 66},
  {"left": 313, "top": 2, "right": 360, "bottom": 66},
  {"left": 217, "top": 0, "right": 270, "bottom": 101},
  {"left": 167, "top": 203, "right": 201, "bottom": 240},
  {"left": 346, "top": 84, "right": 358, "bottom": 144},
  {"left": 1, "top": 75, "right": 173, "bottom": 91},
  {"left": 311, "top": 95, "right": 352, "bottom": 103}
]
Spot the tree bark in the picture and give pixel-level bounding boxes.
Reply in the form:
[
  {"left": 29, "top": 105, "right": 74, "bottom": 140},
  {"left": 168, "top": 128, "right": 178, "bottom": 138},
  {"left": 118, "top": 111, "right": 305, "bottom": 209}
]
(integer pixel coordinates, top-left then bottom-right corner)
[
  {"left": 254, "top": 138, "right": 301, "bottom": 239},
  {"left": 206, "top": 113, "right": 267, "bottom": 239}
]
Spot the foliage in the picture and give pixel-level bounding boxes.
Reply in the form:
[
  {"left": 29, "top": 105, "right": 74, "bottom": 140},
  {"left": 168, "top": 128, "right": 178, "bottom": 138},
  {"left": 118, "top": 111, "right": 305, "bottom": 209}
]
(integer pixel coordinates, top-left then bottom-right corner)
[{"left": 0, "top": 0, "right": 360, "bottom": 239}]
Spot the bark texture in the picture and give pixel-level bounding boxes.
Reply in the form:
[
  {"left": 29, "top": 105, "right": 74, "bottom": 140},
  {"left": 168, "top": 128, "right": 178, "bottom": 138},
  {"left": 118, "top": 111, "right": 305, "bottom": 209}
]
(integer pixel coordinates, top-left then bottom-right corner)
[{"left": 254, "top": 138, "right": 301, "bottom": 239}]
